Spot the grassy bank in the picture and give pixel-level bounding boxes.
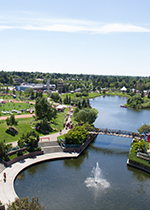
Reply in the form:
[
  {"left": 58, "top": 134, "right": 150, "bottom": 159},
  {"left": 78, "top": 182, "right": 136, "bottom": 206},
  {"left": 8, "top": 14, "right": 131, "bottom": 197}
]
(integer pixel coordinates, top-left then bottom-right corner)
[
  {"left": 128, "top": 146, "right": 150, "bottom": 168},
  {"left": 60, "top": 91, "right": 101, "bottom": 101}
]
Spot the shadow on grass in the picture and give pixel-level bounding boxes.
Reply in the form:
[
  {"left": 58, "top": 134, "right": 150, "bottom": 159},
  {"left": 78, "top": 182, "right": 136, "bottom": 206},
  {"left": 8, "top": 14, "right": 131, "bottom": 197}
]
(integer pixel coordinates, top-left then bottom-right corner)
[{"left": 5, "top": 127, "right": 18, "bottom": 136}]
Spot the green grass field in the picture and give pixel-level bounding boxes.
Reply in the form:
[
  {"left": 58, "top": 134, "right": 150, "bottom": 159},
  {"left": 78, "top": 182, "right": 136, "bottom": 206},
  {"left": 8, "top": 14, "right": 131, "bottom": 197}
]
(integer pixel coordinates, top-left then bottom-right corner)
[
  {"left": 0, "top": 107, "right": 69, "bottom": 144},
  {"left": 0, "top": 101, "right": 35, "bottom": 116},
  {"left": 60, "top": 91, "right": 101, "bottom": 101}
]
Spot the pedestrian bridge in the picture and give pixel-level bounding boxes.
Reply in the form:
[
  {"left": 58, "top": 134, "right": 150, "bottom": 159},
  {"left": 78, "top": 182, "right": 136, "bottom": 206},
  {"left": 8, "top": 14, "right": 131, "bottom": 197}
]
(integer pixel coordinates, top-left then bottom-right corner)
[{"left": 90, "top": 128, "right": 142, "bottom": 139}]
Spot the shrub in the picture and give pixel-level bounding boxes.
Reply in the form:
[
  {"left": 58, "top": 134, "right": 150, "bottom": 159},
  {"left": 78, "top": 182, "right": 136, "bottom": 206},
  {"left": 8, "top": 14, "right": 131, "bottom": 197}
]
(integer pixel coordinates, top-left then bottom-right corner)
[{"left": 17, "top": 151, "right": 23, "bottom": 156}]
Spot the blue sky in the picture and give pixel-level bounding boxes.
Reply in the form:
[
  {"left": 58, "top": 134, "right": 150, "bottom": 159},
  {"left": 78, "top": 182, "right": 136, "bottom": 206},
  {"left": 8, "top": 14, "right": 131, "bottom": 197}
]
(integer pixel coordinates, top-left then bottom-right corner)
[{"left": 0, "top": 0, "right": 150, "bottom": 76}]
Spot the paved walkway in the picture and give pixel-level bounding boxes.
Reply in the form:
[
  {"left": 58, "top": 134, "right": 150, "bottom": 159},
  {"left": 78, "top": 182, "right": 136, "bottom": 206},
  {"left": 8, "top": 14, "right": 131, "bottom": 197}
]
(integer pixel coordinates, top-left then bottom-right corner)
[
  {"left": 0, "top": 152, "right": 79, "bottom": 206},
  {"left": 0, "top": 112, "right": 74, "bottom": 207},
  {"left": 0, "top": 114, "right": 34, "bottom": 121}
]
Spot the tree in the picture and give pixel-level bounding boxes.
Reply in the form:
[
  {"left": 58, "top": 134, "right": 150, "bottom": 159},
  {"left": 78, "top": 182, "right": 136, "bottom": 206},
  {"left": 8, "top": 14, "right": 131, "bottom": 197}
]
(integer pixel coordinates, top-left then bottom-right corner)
[
  {"left": 18, "top": 131, "right": 39, "bottom": 148},
  {"left": 7, "top": 196, "right": 45, "bottom": 210},
  {"left": 6, "top": 115, "right": 18, "bottom": 126},
  {"left": 138, "top": 124, "right": 150, "bottom": 134},
  {"left": 18, "top": 138, "right": 26, "bottom": 148},
  {"left": 131, "top": 139, "right": 148, "bottom": 153},
  {"left": 64, "top": 125, "right": 89, "bottom": 145},
  {"left": 74, "top": 108, "right": 98, "bottom": 124},
  {"left": 0, "top": 141, "right": 5, "bottom": 158},
  {"left": 35, "top": 97, "right": 57, "bottom": 121},
  {"left": 24, "top": 87, "right": 34, "bottom": 96},
  {"left": 127, "top": 94, "right": 144, "bottom": 109},
  {"left": 35, "top": 118, "right": 52, "bottom": 134},
  {"left": 51, "top": 92, "right": 60, "bottom": 102},
  {"left": 28, "top": 136, "right": 38, "bottom": 147}
]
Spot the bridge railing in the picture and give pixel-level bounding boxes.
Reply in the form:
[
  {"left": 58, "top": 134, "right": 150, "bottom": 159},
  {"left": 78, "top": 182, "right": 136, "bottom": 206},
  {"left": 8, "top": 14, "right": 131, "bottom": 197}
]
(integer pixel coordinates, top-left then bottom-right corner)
[{"left": 93, "top": 128, "right": 141, "bottom": 137}]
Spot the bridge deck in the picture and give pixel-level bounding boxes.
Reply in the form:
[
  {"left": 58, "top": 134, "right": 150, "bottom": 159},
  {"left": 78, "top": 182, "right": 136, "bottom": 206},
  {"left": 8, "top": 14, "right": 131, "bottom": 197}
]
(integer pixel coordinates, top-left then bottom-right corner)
[{"left": 90, "top": 128, "right": 142, "bottom": 139}]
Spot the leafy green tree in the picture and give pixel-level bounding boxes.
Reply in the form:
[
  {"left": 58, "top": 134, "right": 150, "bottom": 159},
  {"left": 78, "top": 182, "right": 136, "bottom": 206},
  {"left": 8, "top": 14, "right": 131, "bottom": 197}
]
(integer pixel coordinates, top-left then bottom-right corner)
[
  {"left": 28, "top": 136, "right": 37, "bottom": 147},
  {"left": 0, "top": 141, "right": 5, "bottom": 158},
  {"left": 51, "top": 92, "right": 60, "bottom": 102},
  {"left": 127, "top": 94, "right": 144, "bottom": 109},
  {"left": 64, "top": 125, "right": 89, "bottom": 145},
  {"left": 74, "top": 108, "right": 98, "bottom": 124},
  {"left": 35, "top": 97, "right": 57, "bottom": 120},
  {"left": 82, "top": 91, "right": 88, "bottom": 97},
  {"left": 7, "top": 196, "right": 45, "bottom": 210},
  {"left": 31, "top": 91, "right": 34, "bottom": 99},
  {"left": 77, "top": 101, "right": 81, "bottom": 109},
  {"left": 138, "top": 124, "right": 150, "bottom": 134},
  {"left": 18, "top": 138, "right": 26, "bottom": 148},
  {"left": 73, "top": 107, "right": 79, "bottom": 115},
  {"left": 131, "top": 139, "right": 148, "bottom": 153},
  {"left": 4, "top": 143, "right": 13, "bottom": 153},
  {"left": 36, "top": 118, "right": 52, "bottom": 134},
  {"left": 6, "top": 115, "right": 18, "bottom": 126},
  {"left": 64, "top": 95, "right": 69, "bottom": 104},
  {"left": 141, "top": 90, "right": 144, "bottom": 98},
  {"left": 18, "top": 130, "right": 39, "bottom": 148},
  {"left": 24, "top": 87, "right": 34, "bottom": 96}
]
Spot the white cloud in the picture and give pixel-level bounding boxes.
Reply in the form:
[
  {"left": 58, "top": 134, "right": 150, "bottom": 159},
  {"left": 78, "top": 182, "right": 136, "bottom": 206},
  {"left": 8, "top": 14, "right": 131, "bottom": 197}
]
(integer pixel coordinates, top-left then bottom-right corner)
[
  {"left": 97, "top": 23, "right": 150, "bottom": 33},
  {"left": 0, "top": 16, "right": 150, "bottom": 33}
]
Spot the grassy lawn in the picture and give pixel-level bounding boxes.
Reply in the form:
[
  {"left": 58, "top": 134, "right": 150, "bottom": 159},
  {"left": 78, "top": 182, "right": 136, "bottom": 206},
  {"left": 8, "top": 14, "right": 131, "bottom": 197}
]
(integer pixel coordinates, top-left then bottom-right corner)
[
  {"left": 105, "top": 91, "right": 130, "bottom": 98},
  {"left": 0, "top": 108, "right": 69, "bottom": 144},
  {"left": 0, "top": 118, "right": 35, "bottom": 143},
  {"left": 60, "top": 91, "right": 101, "bottom": 102},
  {"left": 51, "top": 107, "right": 69, "bottom": 131},
  {"left": 0, "top": 101, "right": 35, "bottom": 116},
  {"left": 86, "top": 92, "right": 101, "bottom": 98},
  {"left": 8, "top": 151, "right": 28, "bottom": 160}
]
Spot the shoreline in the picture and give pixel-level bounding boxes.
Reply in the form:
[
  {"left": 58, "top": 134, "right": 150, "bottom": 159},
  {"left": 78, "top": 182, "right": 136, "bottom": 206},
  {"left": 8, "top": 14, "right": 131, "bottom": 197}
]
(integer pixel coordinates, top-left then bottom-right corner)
[
  {"left": 0, "top": 152, "right": 79, "bottom": 206},
  {"left": 127, "top": 159, "right": 150, "bottom": 174},
  {"left": 0, "top": 132, "right": 97, "bottom": 206}
]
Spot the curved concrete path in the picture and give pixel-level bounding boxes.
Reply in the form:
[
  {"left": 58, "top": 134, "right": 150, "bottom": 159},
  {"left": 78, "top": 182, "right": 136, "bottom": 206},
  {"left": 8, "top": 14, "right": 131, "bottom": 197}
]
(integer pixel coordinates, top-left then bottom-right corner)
[
  {"left": 0, "top": 112, "right": 74, "bottom": 206},
  {"left": 0, "top": 151, "right": 78, "bottom": 206}
]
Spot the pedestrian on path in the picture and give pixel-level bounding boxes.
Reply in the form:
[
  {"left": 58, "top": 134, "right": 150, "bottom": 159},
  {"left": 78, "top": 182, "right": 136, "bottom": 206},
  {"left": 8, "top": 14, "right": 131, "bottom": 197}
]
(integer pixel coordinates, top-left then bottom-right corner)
[{"left": 3, "top": 172, "right": 6, "bottom": 182}]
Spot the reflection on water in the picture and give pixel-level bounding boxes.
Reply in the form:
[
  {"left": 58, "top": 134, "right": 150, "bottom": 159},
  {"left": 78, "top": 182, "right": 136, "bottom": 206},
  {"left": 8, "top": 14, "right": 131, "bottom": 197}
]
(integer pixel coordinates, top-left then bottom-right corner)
[
  {"left": 63, "top": 150, "right": 88, "bottom": 169},
  {"left": 16, "top": 172, "right": 25, "bottom": 180}
]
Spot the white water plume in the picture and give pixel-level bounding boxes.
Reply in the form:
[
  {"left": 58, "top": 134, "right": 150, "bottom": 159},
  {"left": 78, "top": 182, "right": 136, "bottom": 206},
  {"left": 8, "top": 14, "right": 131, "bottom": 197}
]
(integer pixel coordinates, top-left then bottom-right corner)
[{"left": 85, "top": 162, "right": 110, "bottom": 189}]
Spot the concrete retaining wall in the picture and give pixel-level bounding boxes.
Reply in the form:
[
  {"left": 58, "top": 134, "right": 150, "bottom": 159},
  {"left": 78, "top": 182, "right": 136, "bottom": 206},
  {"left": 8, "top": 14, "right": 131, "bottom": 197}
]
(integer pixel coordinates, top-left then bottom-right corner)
[
  {"left": 127, "top": 159, "right": 150, "bottom": 174},
  {"left": 2, "top": 150, "right": 44, "bottom": 167},
  {"left": 63, "top": 134, "right": 97, "bottom": 153}
]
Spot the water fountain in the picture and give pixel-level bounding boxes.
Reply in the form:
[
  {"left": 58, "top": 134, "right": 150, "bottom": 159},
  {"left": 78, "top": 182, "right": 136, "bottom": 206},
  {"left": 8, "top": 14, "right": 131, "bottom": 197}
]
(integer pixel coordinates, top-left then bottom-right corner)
[{"left": 85, "top": 162, "right": 110, "bottom": 189}]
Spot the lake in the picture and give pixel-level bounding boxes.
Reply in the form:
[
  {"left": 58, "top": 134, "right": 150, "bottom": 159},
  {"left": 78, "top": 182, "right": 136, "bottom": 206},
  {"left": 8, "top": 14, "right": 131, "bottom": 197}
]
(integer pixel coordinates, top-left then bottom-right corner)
[{"left": 14, "top": 96, "right": 150, "bottom": 210}]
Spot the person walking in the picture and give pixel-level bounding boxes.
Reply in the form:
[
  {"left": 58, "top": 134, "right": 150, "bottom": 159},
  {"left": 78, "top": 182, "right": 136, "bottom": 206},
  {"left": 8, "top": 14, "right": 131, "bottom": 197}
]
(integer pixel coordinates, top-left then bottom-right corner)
[{"left": 3, "top": 172, "right": 6, "bottom": 182}]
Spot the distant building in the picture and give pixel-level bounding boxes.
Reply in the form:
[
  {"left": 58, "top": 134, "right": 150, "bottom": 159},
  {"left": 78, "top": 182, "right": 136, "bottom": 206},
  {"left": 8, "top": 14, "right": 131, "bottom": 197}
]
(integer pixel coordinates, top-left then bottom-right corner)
[
  {"left": 15, "top": 83, "right": 56, "bottom": 91},
  {"left": 75, "top": 88, "right": 81, "bottom": 92},
  {"left": 58, "top": 81, "right": 64, "bottom": 93},
  {"left": 13, "top": 78, "right": 23, "bottom": 84}
]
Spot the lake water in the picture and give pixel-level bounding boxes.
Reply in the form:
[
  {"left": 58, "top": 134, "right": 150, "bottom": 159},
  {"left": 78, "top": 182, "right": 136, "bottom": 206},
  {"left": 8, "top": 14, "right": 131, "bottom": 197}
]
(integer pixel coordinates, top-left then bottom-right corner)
[{"left": 14, "top": 96, "right": 150, "bottom": 210}]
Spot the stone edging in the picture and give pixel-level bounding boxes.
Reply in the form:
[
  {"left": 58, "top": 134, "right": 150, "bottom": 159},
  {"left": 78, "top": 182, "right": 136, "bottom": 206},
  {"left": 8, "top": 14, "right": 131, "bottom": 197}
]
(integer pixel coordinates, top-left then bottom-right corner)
[{"left": 127, "top": 159, "right": 150, "bottom": 174}]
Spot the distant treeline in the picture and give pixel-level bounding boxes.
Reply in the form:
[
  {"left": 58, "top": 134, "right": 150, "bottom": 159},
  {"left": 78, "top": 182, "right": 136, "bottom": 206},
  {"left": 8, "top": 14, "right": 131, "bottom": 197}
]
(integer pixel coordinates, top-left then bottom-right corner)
[{"left": 0, "top": 70, "right": 150, "bottom": 92}]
